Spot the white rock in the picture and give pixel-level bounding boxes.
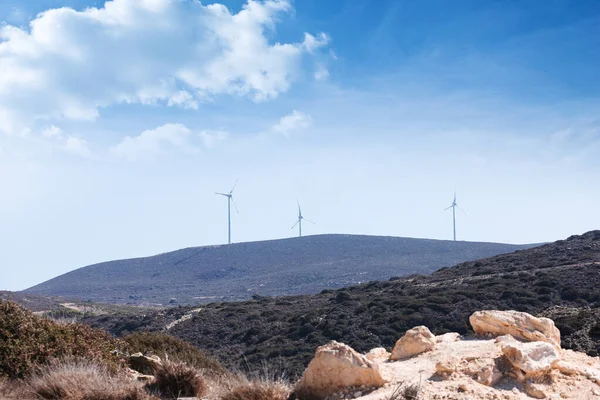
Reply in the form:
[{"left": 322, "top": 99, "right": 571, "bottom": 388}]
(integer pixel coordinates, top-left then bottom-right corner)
[
  {"left": 296, "top": 341, "right": 386, "bottom": 398},
  {"left": 470, "top": 310, "right": 561, "bottom": 348},
  {"left": 436, "top": 332, "right": 461, "bottom": 343},
  {"left": 501, "top": 340, "right": 561, "bottom": 379},
  {"left": 365, "top": 347, "right": 391, "bottom": 362},
  {"left": 390, "top": 326, "right": 436, "bottom": 361}
]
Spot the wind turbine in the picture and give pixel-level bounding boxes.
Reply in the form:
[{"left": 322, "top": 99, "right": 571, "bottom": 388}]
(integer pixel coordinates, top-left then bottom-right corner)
[
  {"left": 445, "top": 191, "right": 466, "bottom": 241},
  {"left": 291, "top": 201, "right": 314, "bottom": 237},
  {"left": 215, "top": 179, "right": 239, "bottom": 244}
]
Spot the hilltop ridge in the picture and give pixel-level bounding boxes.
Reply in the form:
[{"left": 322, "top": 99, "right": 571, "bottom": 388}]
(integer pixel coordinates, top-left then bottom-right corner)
[
  {"left": 24, "top": 234, "right": 535, "bottom": 305},
  {"left": 81, "top": 230, "right": 600, "bottom": 377}
]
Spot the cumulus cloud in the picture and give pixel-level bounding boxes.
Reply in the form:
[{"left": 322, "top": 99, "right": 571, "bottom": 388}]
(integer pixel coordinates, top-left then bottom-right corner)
[
  {"left": 271, "top": 110, "right": 312, "bottom": 137},
  {"left": 110, "top": 123, "right": 201, "bottom": 161},
  {"left": 199, "top": 130, "right": 229, "bottom": 149},
  {"left": 0, "top": 0, "right": 329, "bottom": 135},
  {"left": 40, "top": 124, "right": 91, "bottom": 157}
]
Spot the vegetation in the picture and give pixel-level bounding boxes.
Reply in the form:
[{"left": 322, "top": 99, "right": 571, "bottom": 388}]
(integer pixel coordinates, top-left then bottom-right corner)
[
  {"left": 84, "top": 230, "right": 600, "bottom": 378},
  {"left": 123, "top": 332, "right": 225, "bottom": 376},
  {"left": 220, "top": 379, "right": 290, "bottom": 400},
  {"left": 146, "top": 361, "right": 206, "bottom": 399},
  {"left": 0, "top": 300, "right": 126, "bottom": 379},
  {"left": 29, "top": 359, "right": 155, "bottom": 400},
  {"left": 24, "top": 234, "right": 533, "bottom": 305}
]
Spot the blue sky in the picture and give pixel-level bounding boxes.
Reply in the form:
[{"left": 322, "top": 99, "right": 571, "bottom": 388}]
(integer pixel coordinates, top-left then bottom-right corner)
[{"left": 0, "top": 0, "right": 599, "bottom": 290}]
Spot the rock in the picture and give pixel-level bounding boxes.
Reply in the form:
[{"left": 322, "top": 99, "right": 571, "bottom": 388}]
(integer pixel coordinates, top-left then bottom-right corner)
[
  {"left": 476, "top": 363, "right": 503, "bottom": 387},
  {"left": 125, "top": 367, "right": 154, "bottom": 382},
  {"left": 365, "top": 347, "right": 390, "bottom": 362},
  {"left": 436, "top": 332, "right": 461, "bottom": 343},
  {"left": 524, "top": 381, "right": 549, "bottom": 399},
  {"left": 470, "top": 310, "right": 561, "bottom": 348},
  {"left": 128, "top": 352, "right": 162, "bottom": 375},
  {"left": 435, "top": 359, "right": 457, "bottom": 375},
  {"left": 390, "top": 326, "right": 436, "bottom": 360},
  {"left": 295, "top": 341, "right": 386, "bottom": 398},
  {"left": 501, "top": 340, "right": 560, "bottom": 379}
]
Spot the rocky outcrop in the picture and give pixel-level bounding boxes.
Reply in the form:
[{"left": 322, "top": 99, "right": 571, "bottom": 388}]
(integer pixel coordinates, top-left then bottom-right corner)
[
  {"left": 390, "top": 326, "right": 436, "bottom": 360},
  {"left": 500, "top": 337, "right": 561, "bottom": 379},
  {"left": 469, "top": 310, "right": 561, "bottom": 347},
  {"left": 295, "top": 341, "right": 386, "bottom": 398},
  {"left": 297, "top": 310, "right": 600, "bottom": 399}
]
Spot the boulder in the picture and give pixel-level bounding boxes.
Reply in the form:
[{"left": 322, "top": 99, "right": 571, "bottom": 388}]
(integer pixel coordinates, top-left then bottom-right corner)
[
  {"left": 365, "top": 347, "right": 390, "bottom": 362},
  {"left": 128, "top": 353, "right": 162, "bottom": 375},
  {"left": 295, "top": 341, "right": 385, "bottom": 398},
  {"left": 436, "top": 332, "right": 461, "bottom": 343},
  {"left": 469, "top": 310, "right": 561, "bottom": 347},
  {"left": 390, "top": 326, "right": 436, "bottom": 361},
  {"left": 501, "top": 340, "right": 560, "bottom": 379}
]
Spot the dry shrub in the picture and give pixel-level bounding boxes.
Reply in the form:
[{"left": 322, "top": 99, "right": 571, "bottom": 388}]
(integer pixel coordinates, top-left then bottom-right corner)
[
  {"left": 28, "top": 359, "right": 154, "bottom": 400},
  {"left": 215, "top": 371, "right": 290, "bottom": 400},
  {"left": 220, "top": 380, "right": 290, "bottom": 400},
  {"left": 123, "top": 332, "right": 225, "bottom": 376},
  {"left": 147, "top": 361, "right": 206, "bottom": 399},
  {"left": 0, "top": 377, "right": 26, "bottom": 399},
  {"left": 0, "top": 301, "right": 126, "bottom": 378}
]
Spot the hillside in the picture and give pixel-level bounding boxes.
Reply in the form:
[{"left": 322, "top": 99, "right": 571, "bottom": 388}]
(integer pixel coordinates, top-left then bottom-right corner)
[
  {"left": 82, "top": 230, "right": 600, "bottom": 378},
  {"left": 23, "top": 234, "right": 535, "bottom": 305}
]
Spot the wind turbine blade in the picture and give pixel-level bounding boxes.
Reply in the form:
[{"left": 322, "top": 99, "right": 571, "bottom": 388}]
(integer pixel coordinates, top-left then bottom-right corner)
[
  {"left": 291, "top": 220, "right": 299, "bottom": 229},
  {"left": 457, "top": 205, "right": 468, "bottom": 216},
  {"left": 303, "top": 218, "right": 315, "bottom": 224},
  {"left": 229, "top": 178, "right": 239, "bottom": 194},
  {"left": 215, "top": 192, "right": 229, "bottom": 197},
  {"left": 231, "top": 196, "right": 239, "bottom": 214},
  {"left": 297, "top": 201, "right": 302, "bottom": 216},
  {"left": 444, "top": 205, "right": 453, "bottom": 211}
]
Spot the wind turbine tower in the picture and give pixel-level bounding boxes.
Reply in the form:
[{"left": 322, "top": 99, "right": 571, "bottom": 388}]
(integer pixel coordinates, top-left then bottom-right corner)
[
  {"left": 215, "top": 179, "right": 239, "bottom": 244},
  {"left": 445, "top": 191, "right": 466, "bottom": 241},
  {"left": 291, "top": 202, "right": 314, "bottom": 237}
]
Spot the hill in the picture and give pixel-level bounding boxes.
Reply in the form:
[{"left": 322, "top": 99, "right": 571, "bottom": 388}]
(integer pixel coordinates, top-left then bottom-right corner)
[
  {"left": 23, "top": 234, "right": 535, "bottom": 305},
  {"left": 81, "top": 230, "right": 600, "bottom": 378}
]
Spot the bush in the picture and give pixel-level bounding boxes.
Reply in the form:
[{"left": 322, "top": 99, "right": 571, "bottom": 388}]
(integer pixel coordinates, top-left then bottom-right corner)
[
  {"left": 221, "top": 380, "right": 290, "bottom": 400},
  {"left": 123, "top": 332, "right": 225, "bottom": 376},
  {"left": 0, "top": 301, "right": 126, "bottom": 378},
  {"left": 147, "top": 361, "right": 206, "bottom": 399},
  {"left": 28, "top": 358, "right": 154, "bottom": 400}
]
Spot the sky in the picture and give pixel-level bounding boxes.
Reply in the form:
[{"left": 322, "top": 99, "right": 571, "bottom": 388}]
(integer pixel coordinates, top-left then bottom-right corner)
[{"left": 0, "top": 0, "right": 599, "bottom": 291}]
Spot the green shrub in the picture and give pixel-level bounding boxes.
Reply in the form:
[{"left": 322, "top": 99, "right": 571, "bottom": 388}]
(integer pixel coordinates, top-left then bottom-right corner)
[
  {"left": 123, "top": 332, "right": 225, "bottom": 376},
  {"left": 0, "top": 301, "right": 125, "bottom": 379}
]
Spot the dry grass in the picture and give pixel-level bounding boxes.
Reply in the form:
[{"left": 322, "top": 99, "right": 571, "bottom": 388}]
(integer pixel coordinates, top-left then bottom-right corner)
[
  {"left": 400, "top": 382, "right": 421, "bottom": 400},
  {"left": 205, "top": 369, "right": 290, "bottom": 400},
  {"left": 0, "top": 377, "right": 25, "bottom": 399},
  {"left": 220, "top": 379, "right": 290, "bottom": 400},
  {"left": 28, "top": 358, "right": 154, "bottom": 400},
  {"left": 146, "top": 361, "right": 206, "bottom": 399}
]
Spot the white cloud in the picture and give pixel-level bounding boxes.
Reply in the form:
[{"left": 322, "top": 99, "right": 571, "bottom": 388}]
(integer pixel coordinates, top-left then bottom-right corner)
[
  {"left": 314, "top": 63, "right": 329, "bottom": 81},
  {"left": 199, "top": 130, "right": 229, "bottom": 149},
  {"left": 110, "top": 123, "right": 202, "bottom": 161},
  {"left": 40, "top": 124, "right": 91, "bottom": 157},
  {"left": 64, "top": 137, "right": 91, "bottom": 157},
  {"left": 271, "top": 110, "right": 312, "bottom": 137},
  {"left": 42, "top": 125, "right": 63, "bottom": 138},
  {"left": 0, "top": 0, "right": 329, "bottom": 135},
  {"left": 303, "top": 32, "right": 330, "bottom": 53}
]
